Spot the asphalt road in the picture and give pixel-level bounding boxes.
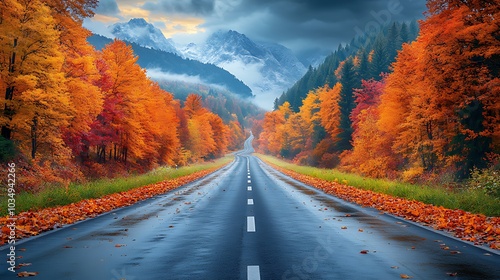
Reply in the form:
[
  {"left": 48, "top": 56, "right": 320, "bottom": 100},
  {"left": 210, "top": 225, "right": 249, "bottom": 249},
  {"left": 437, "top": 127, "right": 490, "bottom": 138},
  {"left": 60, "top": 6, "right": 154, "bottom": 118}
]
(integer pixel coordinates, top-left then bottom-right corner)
[{"left": 1, "top": 135, "right": 499, "bottom": 279}]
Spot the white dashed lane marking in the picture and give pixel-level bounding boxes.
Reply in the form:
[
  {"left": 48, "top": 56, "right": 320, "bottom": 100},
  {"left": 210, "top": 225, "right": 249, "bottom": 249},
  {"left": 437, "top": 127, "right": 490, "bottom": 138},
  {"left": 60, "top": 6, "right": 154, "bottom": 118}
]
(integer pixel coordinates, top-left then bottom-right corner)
[
  {"left": 247, "top": 199, "right": 254, "bottom": 205},
  {"left": 247, "top": 265, "right": 261, "bottom": 280},
  {"left": 247, "top": 216, "right": 256, "bottom": 232},
  {"left": 247, "top": 186, "right": 252, "bottom": 191}
]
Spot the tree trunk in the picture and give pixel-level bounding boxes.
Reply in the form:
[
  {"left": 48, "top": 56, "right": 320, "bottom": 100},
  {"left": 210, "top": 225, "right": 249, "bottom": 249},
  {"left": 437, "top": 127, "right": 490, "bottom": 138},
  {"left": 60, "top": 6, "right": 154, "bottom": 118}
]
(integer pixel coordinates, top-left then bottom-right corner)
[
  {"left": 31, "top": 116, "right": 38, "bottom": 159},
  {"left": 1, "top": 38, "right": 18, "bottom": 140}
]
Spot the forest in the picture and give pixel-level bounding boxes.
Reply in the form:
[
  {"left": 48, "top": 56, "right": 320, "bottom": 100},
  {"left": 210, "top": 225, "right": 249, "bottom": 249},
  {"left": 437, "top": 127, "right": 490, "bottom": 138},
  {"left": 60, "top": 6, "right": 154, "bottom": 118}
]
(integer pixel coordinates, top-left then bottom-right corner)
[
  {"left": 0, "top": 0, "right": 246, "bottom": 191},
  {"left": 254, "top": 0, "right": 499, "bottom": 190}
]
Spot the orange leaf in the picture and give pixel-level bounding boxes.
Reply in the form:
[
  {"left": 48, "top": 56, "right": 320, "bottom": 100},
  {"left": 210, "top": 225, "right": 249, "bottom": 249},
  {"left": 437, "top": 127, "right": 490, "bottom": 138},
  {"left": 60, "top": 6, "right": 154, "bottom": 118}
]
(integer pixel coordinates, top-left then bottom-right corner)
[{"left": 17, "top": 271, "right": 39, "bottom": 277}]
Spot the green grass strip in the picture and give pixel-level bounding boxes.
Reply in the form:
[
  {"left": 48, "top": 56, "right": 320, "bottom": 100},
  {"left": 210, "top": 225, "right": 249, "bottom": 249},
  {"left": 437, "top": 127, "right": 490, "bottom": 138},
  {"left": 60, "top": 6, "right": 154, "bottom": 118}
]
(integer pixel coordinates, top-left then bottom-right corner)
[
  {"left": 0, "top": 156, "right": 233, "bottom": 217},
  {"left": 257, "top": 154, "right": 499, "bottom": 217}
]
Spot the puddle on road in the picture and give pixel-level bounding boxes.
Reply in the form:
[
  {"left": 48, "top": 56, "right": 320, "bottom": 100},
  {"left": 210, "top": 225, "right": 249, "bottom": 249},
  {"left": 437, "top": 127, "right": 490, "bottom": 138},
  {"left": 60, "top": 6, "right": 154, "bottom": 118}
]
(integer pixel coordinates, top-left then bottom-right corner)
[
  {"left": 115, "top": 211, "right": 161, "bottom": 227},
  {"left": 92, "top": 231, "right": 127, "bottom": 237},
  {"left": 389, "top": 235, "right": 426, "bottom": 243}
]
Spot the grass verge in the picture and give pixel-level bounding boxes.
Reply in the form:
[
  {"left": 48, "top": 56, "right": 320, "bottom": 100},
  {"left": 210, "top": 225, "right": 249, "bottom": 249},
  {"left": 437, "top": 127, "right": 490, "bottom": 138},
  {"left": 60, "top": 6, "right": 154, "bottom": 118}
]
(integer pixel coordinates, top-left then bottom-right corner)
[
  {"left": 0, "top": 156, "right": 233, "bottom": 217},
  {"left": 257, "top": 154, "right": 499, "bottom": 217}
]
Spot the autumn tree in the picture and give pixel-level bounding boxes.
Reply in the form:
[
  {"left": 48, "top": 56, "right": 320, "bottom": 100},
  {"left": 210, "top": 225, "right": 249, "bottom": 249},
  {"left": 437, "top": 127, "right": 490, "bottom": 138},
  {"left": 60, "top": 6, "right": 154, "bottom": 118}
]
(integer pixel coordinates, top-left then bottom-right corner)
[
  {"left": 318, "top": 83, "right": 342, "bottom": 143},
  {"left": 341, "top": 78, "right": 398, "bottom": 178},
  {"left": 0, "top": 0, "right": 73, "bottom": 160},
  {"left": 181, "top": 93, "right": 230, "bottom": 162},
  {"left": 257, "top": 103, "right": 287, "bottom": 155},
  {"left": 95, "top": 40, "right": 160, "bottom": 163},
  {"left": 418, "top": 0, "right": 500, "bottom": 177},
  {"left": 228, "top": 116, "right": 245, "bottom": 151},
  {"left": 377, "top": 0, "right": 500, "bottom": 179}
]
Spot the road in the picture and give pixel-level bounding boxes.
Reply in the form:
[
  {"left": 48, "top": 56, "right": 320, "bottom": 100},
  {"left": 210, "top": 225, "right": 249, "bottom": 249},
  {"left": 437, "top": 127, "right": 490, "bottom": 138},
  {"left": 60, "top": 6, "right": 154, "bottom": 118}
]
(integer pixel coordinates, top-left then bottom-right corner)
[{"left": 1, "top": 135, "right": 499, "bottom": 279}]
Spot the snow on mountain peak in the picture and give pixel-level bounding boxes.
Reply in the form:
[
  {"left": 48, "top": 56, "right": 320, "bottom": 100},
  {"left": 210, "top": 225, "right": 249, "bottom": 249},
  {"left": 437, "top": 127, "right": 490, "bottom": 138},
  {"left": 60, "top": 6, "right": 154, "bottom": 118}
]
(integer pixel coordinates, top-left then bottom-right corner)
[
  {"left": 180, "top": 30, "right": 307, "bottom": 109},
  {"left": 109, "top": 18, "right": 179, "bottom": 55},
  {"left": 106, "top": 18, "right": 307, "bottom": 110}
]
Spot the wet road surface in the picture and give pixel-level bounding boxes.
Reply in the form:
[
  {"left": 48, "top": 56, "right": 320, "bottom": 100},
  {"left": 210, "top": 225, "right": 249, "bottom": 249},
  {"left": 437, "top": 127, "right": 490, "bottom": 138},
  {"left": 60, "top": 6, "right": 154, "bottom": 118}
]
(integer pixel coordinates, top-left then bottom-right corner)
[{"left": 1, "top": 136, "right": 499, "bottom": 279}]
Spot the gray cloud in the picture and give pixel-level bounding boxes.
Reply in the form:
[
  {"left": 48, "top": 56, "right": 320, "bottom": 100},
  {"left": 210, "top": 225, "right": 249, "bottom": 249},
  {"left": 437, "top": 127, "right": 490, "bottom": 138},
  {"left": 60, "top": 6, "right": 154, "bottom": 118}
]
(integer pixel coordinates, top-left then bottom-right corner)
[
  {"left": 95, "top": 0, "right": 120, "bottom": 16},
  {"left": 202, "top": 0, "right": 427, "bottom": 52},
  {"left": 142, "top": 0, "right": 216, "bottom": 16},
  {"left": 91, "top": 0, "right": 427, "bottom": 54}
]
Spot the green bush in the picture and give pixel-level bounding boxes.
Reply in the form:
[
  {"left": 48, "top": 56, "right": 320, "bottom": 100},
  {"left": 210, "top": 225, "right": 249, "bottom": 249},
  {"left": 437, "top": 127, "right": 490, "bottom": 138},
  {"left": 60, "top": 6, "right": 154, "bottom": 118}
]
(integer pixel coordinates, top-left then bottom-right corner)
[{"left": 468, "top": 167, "right": 500, "bottom": 198}]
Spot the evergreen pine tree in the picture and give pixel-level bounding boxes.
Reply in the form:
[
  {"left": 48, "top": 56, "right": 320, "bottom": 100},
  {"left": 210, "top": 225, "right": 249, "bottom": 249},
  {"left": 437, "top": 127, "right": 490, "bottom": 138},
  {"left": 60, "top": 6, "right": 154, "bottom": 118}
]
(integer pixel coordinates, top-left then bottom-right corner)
[
  {"left": 400, "top": 22, "right": 409, "bottom": 43},
  {"left": 369, "top": 35, "right": 389, "bottom": 79},
  {"left": 337, "top": 58, "right": 359, "bottom": 151}
]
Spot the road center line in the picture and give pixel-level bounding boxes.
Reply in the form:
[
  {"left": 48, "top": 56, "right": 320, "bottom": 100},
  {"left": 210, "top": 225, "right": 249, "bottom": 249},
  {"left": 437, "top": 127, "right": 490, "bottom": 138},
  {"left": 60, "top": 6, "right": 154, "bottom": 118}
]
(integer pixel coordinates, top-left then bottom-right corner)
[
  {"left": 247, "top": 175, "right": 251, "bottom": 178},
  {"left": 247, "top": 199, "right": 254, "bottom": 205},
  {"left": 248, "top": 180, "right": 251, "bottom": 183},
  {"left": 247, "top": 265, "right": 261, "bottom": 280},
  {"left": 247, "top": 216, "right": 256, "bottom": 232},
  {"left": 247, "top": 186, "right": 252, "bottom": 191}
]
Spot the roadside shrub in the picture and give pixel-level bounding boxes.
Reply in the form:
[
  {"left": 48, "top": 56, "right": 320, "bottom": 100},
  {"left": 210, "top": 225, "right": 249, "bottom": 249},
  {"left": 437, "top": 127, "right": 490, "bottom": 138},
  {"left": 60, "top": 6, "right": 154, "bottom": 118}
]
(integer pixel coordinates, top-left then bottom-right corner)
[
  {"left": 468, "top": 167, "right": 500, "bottom": 198},
  {"left": 401, "top": 167, "right": 425, "bottom": 183}
]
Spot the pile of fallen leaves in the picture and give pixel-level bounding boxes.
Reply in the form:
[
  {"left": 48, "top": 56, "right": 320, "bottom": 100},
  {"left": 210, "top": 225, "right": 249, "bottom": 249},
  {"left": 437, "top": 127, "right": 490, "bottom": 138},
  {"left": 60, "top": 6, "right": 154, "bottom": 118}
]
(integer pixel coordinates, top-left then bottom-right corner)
[
  {"left": 0, "top": 168, "right": 218, "bottom": 245},
  {"left": 269, "top": 163, "right": 500, "bottom": 250}
]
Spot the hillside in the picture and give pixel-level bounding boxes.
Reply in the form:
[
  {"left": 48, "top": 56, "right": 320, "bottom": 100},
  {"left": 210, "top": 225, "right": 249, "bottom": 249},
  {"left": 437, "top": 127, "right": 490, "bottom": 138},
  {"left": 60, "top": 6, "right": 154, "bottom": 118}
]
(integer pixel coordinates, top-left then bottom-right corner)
[
  {"left": 276, "top": 21, "right": 419, "bottom": 111},
  {"left": 88, "top": 34, "right": 253, "bottom": 99}
]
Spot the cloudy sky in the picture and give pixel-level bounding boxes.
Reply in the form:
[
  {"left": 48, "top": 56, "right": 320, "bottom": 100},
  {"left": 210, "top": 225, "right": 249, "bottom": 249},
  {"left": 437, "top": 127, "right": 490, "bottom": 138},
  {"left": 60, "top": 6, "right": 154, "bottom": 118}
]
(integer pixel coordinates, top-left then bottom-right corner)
[{"left": 84, "top": 0, "right": 427, "bottom": 56}]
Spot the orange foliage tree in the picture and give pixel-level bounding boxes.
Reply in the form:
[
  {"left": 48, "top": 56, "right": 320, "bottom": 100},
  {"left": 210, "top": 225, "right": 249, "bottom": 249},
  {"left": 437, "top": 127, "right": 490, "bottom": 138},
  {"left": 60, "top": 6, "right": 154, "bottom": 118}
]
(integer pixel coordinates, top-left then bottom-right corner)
[
  {"left": 318, "top": 83, "right": 342, "bottom": 143},
  {"left": 182, "top": 94, "right": 229, "bottom": 162},
  {"left": 377, "top": 0, "right": 499, "bottom": 180},
  {"left": 0, "top": 0, "right": 72, "bottom": 160},
  {"left": 256, "top": 103, "right": 288, "bottom": 156},
  {"left": 341, "top": 78, "right": 399, "bottom": 178}
]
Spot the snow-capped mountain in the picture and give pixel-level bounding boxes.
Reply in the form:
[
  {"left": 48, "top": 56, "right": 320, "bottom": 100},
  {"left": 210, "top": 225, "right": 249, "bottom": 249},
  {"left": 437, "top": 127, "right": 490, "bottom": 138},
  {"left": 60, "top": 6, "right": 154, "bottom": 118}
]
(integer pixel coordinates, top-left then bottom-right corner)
[
  {"left": 107, "top": 18, "right": 307, "bottom": 109},
  {"left": 181, "top": 30, "right": 307, "bottom": 109},
  {"left": 109, "top": 18, "right": 179, "bottom": 55}
]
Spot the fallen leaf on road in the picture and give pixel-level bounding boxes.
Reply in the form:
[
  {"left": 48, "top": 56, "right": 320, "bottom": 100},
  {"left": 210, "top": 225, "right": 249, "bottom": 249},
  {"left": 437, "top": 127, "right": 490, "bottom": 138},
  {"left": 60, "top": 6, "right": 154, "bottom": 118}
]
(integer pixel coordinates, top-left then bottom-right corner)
[
  {"left": 341, "top": 226, "right": 347, "bottom": 229},
  {"left": 450, "top": 251, "right": 461, "bottom": 255},
  {"left": 358, "top": 229, "right": 364, "bottom": 232},
  {"left": 400, "top": 274, "right": 413, "bottom": 279},
  {"left": 391, "top": 266, "right": 399, "bottom": 269},
  {"left": 447, "top": 272, "right": 458, "bottom": 276},
  {"left": 114, "top": 244, "right": 125, "bottom": 247},
  {"left": 17, "top": 271, "right": 39, "bottom": 277},
  {"left": 360, "top": 250, "right": 369, "bottom": 254}
]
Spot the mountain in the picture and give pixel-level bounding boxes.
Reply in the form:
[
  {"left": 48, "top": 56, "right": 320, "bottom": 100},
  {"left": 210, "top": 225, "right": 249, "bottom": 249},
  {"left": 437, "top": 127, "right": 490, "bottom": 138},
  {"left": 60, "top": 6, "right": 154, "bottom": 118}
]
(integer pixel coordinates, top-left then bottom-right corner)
[
  {"left": 88, "top": 34, "right": 253, "bottom": 98},
  {"left": 180, "top": 30, "right": 307, "bottom": 110},
  {"left": 109, "top": 18, "right": 179, "bottom": 55}
]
